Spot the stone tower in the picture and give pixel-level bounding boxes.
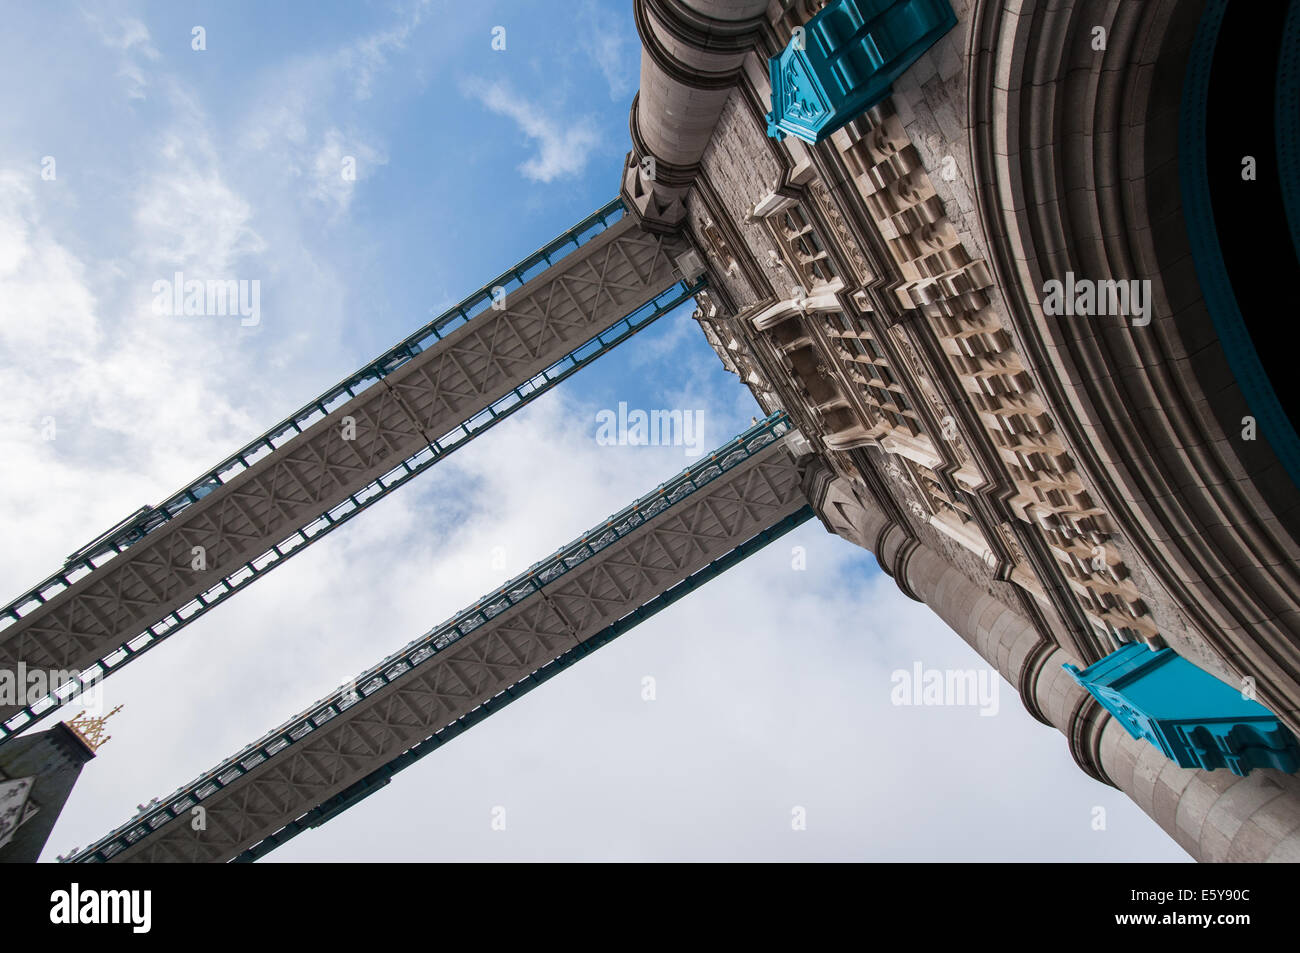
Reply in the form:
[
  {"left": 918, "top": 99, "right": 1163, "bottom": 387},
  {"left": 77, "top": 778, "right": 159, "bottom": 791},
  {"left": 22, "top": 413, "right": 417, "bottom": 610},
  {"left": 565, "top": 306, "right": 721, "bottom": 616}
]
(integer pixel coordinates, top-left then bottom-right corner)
[
  {"left": 622, "top": 0, "right": 1300, "bottom": 861},
  {"left": 0, "top": 711, "right": 112, "bottom": 862}
]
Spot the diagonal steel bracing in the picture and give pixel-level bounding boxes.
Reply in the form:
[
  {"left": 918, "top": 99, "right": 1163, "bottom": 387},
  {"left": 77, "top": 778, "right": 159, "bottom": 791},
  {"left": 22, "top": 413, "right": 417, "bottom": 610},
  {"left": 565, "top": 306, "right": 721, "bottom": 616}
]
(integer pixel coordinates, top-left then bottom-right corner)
[
  {"left": 232, "top": 506, "right": 814, "bottom": 863},
  {"left": 6, "top": 201, "right": 627, "bottom": 633},
  {"left": 67, "top": 415, "right": 806, "bottom": 863},
  {"left": 0, "top": 204, "right": 693, "bottom": 739}
]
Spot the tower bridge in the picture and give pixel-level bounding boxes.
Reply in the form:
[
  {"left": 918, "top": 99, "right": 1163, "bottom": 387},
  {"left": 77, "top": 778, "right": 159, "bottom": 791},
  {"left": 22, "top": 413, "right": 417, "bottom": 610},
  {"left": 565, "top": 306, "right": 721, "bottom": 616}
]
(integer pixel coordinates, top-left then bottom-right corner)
[{"left": 5, "top": 0, "right": 1300, "bottom": 864}]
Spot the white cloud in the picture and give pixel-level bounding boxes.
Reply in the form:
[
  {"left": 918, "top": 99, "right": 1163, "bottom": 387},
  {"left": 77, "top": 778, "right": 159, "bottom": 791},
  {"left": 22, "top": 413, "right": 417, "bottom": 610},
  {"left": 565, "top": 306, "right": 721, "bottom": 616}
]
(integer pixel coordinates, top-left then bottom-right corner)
[
  {"left": 0, "top": 53, "right": 352, "bottom": 602},
  {"left": 467, "top": 80, "right": 601, "bottom": 183},
  {"left": 579, "top": 0, "right": 637, "bottom": 100},
  {"left": 308, "top": 128, "right": 388, "bottom": 217},
  {"left": 338, "top": 0, "right": 431, "bottom": 100},
  {"left": 0, "top": 162, "right": 264, "bottom": 593},
  {"left": 231, "top": 11, "right": 419, "bottom": 223},
  {"left": 237, "top": 84, "right": 388, "bottom": 221},
  {"left": 133, "top": 150, "right": 266, "bottom": 276},
  {"left": 87, "top": 14, "right": 160, "bottom": 101}
]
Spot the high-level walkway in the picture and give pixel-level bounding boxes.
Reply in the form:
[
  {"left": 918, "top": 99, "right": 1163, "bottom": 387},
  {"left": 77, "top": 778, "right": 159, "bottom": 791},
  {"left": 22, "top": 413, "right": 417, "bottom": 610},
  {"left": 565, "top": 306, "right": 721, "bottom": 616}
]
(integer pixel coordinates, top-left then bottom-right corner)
[
  {"left": 1, "top": 200, "right": 697, "bottom": 741},
  {"left": 67, "top": 416, "right": 810, "bottom": 863}
]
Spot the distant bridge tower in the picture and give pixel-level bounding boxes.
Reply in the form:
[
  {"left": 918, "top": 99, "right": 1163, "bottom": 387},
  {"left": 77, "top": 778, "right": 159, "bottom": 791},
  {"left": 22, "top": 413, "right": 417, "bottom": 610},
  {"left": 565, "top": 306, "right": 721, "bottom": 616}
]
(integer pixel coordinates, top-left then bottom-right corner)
[{"left": 0, "top": 708, "right": 118, "bottom": 862}]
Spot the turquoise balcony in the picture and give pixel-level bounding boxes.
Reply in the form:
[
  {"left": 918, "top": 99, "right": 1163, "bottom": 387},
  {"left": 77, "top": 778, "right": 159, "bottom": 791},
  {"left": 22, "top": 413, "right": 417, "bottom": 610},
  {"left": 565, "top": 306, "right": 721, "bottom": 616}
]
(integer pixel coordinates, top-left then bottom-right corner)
[
  {"left": 766, "top": 0, "right": 957, "bottom": 144},
  {"left": 1064, "top": 642, "right": 1300, "bottom": 777}
]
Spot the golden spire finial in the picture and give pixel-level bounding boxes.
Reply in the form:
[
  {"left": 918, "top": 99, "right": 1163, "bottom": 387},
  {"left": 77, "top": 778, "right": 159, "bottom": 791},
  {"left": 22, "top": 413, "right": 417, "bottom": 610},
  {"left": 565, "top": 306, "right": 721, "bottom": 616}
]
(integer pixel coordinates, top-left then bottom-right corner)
[{"left": 65, "top": 705, "right": 122, "bottom": 752}]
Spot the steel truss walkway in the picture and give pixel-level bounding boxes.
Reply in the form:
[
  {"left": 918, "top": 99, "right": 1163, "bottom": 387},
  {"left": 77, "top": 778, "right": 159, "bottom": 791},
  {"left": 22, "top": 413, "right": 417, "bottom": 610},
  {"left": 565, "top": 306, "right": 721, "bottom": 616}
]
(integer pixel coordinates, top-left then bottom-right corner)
[
  {"left": 1, "top": 199, "right": 698, "bottom": 741},
  {"left": 66, "top": 415, "right": 810, "bottom": 863}
]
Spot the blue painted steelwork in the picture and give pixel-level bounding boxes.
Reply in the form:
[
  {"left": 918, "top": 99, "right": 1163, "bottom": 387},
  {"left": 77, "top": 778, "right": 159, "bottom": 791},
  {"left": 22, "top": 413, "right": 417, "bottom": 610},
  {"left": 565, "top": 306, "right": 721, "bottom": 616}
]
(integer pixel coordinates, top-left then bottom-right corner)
[
  {"left": 64, "top": 414, "right": 794, "bottom": 863},
  {"left": 0, "top": 277, "right": 704, "bottom": 746},
  {"left": 765, "top": 0, "right": 956, "bottom": 144},
  {"left": 1, "top": 198, "right": 627, "bottom": 634},
  {"left": 1064, "top": 643, "right": 1300, "bottom": 777}
]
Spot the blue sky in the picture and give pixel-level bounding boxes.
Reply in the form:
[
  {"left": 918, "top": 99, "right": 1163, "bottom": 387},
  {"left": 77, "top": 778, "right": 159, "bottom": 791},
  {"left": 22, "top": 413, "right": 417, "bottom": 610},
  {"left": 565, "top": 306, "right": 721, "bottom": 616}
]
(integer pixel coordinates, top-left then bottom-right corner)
[{"left": 0, "top": 0, "right": 1188, "bottom": 861}]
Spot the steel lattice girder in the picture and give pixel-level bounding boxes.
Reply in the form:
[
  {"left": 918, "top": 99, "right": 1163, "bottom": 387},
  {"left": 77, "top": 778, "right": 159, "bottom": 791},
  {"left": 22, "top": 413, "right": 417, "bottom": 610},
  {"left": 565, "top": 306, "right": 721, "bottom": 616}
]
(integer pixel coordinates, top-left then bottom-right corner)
[
  {"left": 9, "top": 198, "right": 626, "bottom": 598},
  {"left": 0, "top": 212, "right": 689, "bottom": 732},
  {"left": 232, "top": 505, "right": 814, "bottom": 862},
  {"left": 71, "top": 417, "right": 806, "bottom": 863}
]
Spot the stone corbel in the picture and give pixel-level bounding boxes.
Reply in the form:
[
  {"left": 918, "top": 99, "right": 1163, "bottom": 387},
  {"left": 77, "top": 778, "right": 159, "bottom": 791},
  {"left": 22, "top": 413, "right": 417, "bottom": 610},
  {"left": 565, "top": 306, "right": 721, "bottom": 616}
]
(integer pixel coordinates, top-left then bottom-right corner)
[
  {"left": 749, "top": 189, "right": 798, "bottom": 220},
  {"left": 878, "top": 430, "right": 942, "bottom": 469},
  {"left": 823, "top": 424, "right": 878, "bottom": 452},
  {"left": 751, "top": 278, "right": 845, "bottom": 331}
]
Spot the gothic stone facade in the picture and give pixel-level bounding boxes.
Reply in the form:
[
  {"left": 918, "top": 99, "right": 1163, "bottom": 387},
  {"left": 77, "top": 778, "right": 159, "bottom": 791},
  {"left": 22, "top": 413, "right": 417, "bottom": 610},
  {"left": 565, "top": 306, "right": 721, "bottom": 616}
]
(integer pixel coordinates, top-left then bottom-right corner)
[{"left": 621, "top": 0, "right": 1300, "bottom": 861}]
